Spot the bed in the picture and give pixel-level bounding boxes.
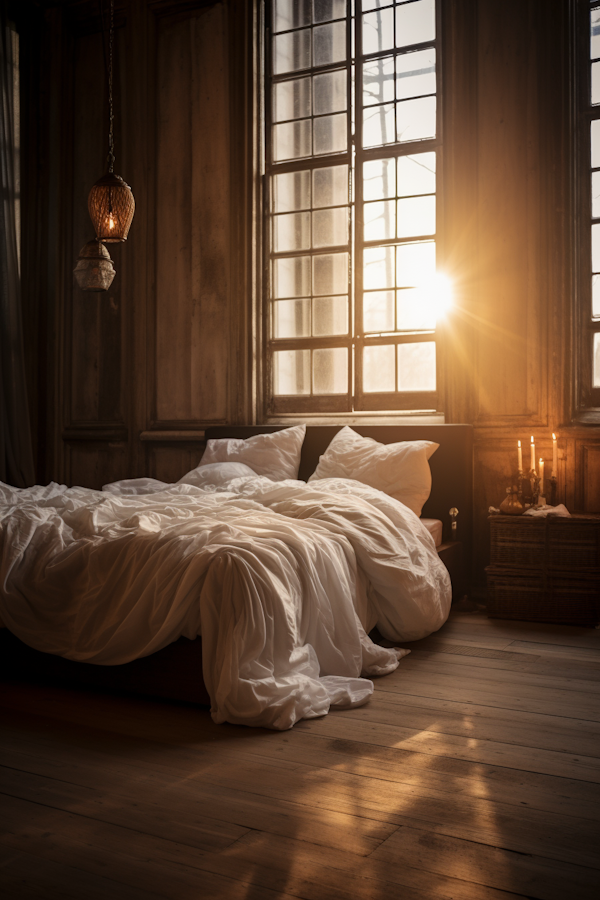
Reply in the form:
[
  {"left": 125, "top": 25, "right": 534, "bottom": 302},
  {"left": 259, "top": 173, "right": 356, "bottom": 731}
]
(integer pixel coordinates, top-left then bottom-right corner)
[{"left": 0, "top": 424, "right": 473, "bottom": 726}]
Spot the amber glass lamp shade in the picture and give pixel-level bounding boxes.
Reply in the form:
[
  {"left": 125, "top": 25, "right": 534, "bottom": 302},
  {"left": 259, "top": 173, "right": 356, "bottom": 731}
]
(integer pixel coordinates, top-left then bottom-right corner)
[{"left": 88, "top": 172, "right": 135, "bottom": 242}]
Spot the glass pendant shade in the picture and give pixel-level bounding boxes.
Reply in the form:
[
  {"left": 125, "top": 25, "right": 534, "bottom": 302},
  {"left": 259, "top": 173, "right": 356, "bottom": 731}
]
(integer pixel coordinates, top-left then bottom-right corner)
[
  {"left": 88, "top": 172, "right": 135, "bottom": 242},
  {"left": 73, "top": 240, "right": 116, "bottom": 291}
]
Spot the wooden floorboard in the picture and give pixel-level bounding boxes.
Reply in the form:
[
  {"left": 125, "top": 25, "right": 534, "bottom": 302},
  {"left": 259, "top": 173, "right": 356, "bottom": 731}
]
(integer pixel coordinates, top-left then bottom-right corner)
[{"left": 1, "top": 610, "right": 599, "bottom": 899}]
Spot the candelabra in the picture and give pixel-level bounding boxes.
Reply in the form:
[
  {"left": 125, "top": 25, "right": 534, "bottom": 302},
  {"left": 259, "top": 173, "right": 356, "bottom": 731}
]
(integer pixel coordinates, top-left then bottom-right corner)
[{"left": 517, "top": 469, "right": 541, "bottom": 509}]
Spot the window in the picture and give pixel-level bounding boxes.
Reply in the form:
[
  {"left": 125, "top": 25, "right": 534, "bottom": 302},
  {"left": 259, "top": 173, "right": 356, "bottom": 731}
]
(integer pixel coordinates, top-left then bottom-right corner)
[
  {"left": 579, "top": 0, "right": 600, "bottom": 412},
  {"left": 264, "top": 0, "right": 444, "bottom": 416}
]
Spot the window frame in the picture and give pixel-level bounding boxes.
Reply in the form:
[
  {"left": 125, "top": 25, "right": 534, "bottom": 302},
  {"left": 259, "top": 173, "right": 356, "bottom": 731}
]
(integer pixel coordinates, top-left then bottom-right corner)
[
  {"left": 575, "top": 0, "right": 600, "bottom": 417},
  {"left": 262, "top": 0, "right": 445, "bottom": 420}
]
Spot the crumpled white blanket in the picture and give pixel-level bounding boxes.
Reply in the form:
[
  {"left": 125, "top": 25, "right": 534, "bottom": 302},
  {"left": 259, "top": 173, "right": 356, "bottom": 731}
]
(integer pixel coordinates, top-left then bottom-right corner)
[{"left": 0, "top": 472, "right": 451, "bottom": 730}]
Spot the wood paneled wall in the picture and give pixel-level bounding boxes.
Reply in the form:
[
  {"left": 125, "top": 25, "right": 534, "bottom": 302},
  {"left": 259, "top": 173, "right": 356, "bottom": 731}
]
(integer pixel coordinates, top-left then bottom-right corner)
[
  {"left": 20, "top": 0, "right": 600, "bottom": 595},
  {"left": 154, "top": 4, "right": 231, "bottom": 424},
  {"left": 23, "top": 0, "right": 253, "bottom": 492},
  {"left": 462, "top": 0, "right": 599, "bottom": 590}
]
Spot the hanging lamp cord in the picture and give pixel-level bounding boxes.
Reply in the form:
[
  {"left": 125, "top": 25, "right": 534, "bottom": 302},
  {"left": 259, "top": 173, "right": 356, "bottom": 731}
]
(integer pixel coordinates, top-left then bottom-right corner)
[{"left": 107, "top": 0, "right": 115, "bottom": 173}]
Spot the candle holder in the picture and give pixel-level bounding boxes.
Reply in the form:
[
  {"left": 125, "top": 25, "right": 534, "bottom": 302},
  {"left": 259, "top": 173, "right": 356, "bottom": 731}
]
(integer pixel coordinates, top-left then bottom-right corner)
[
  {"left": 518, "top": 469, "right": 540, "bottom": 508},
  {"left": 549, "top": 475, "right": 557, "bottom": 506}
]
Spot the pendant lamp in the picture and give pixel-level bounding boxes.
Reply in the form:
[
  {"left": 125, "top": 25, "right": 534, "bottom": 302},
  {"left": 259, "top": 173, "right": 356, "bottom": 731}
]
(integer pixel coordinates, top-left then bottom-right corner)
[
  {"left": 73, "top": 240, "right": 116, "bottom": 292},
  {"left": 88, "top": 0, "right": 135, "bottom": 243}
]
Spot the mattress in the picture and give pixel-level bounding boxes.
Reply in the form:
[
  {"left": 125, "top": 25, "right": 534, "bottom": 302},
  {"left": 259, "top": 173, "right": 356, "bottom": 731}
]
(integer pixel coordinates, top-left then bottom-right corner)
[{"left": 421, "top": 517, "right": 443, "bottom": 548}]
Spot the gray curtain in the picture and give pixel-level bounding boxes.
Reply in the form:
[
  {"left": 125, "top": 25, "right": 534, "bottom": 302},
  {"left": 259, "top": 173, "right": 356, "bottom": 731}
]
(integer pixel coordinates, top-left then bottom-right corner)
[{"left": 0, "top": 3, "right": 34, "bottom": 487}]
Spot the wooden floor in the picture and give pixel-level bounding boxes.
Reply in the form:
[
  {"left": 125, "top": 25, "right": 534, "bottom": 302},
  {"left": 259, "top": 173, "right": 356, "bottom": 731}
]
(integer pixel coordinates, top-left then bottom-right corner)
[{"left": 1, "top": 610, "right": 600, "bottom": 899}]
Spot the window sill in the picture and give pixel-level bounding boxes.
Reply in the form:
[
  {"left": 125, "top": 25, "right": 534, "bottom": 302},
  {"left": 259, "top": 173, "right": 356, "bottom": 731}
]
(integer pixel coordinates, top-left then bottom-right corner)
[{"left": 265, "top": 411, "right": 446, "bottom": 426}]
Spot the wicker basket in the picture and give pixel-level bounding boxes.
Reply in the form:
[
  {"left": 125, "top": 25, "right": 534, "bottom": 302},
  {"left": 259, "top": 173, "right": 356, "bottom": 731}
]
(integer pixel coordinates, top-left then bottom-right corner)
[
  {"left": 489, "top": 515, "right": 600, "bottom": 572},
  {"left": 486, "top": 567, "right": 600, "bottom": 626},
  {"left": 487, "top": 514, "right": 600, "bottom": 626}
]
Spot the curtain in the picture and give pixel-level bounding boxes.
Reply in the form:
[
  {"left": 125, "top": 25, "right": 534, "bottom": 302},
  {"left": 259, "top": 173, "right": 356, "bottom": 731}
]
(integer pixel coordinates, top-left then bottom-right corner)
[{"left": 0, "top": 2, "right": 34, "bottom": 487}]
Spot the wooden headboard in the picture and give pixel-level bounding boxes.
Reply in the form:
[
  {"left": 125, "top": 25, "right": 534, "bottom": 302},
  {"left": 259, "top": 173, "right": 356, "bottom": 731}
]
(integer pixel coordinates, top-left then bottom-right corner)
[{"left": 204, "top": 424, "right": 473, "bottom": 552}]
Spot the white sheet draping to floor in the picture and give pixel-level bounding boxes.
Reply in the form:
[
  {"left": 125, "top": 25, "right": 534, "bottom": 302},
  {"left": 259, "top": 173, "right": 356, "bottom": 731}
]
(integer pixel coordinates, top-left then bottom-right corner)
[{"left": 0, "top": 473, "right": 451, "bottom": 729}]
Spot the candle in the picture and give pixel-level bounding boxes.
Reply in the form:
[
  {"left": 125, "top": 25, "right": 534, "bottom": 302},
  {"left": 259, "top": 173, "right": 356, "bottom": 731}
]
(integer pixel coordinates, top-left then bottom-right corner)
[
  {"left": 517, "top": 440, "right": 522, "bottom": 473},
  {"left": 530, "top": 436, "right": 535, "bottom": 471},
  {"left": 539, "top": 457, "right": 544, "bottom": 491},
  {"left": 552, "top": 432, "right": 558, "bottom": 474}
]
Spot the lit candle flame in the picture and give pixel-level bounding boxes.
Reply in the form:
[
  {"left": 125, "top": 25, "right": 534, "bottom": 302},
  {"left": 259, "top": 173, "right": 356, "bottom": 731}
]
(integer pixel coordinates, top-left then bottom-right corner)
[{"left": 108, "top": 214, "right": 115, "bottom": 231}]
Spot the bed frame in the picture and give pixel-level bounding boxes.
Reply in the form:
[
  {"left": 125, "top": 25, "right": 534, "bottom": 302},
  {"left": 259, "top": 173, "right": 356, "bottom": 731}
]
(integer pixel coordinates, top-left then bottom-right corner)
[{"left": 0, "top": 424, "right": 473, "bottom": 705}]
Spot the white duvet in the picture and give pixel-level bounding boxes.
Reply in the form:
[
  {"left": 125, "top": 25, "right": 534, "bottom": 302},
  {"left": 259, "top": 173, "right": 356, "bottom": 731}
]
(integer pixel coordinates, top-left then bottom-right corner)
[{"left": 0, "top": 470, "right": 451, "bottom": 730}]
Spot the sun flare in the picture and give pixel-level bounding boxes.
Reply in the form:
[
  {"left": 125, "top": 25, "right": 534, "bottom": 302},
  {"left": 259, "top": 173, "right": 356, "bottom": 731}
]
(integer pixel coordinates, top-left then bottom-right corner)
[{"left": 418, "top": 272, "right": 454, "bottom": 323}]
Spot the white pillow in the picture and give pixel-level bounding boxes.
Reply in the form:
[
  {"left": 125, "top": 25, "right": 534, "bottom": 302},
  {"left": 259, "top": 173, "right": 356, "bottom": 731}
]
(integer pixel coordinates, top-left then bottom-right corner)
[
  {"left": 198, "top": 425, "right": 306, "bottom": 481},
  {"left": 307, "top": 426, "right": 438, "bottom": 516},
  {"left": 177, "top": 461, "right": 256, "bottom": 488}
]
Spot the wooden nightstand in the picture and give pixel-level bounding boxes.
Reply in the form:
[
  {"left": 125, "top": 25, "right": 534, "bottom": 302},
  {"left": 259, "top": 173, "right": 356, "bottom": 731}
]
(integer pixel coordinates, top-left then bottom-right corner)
[{"left": 486, "top": 514, "right": 600, "bottom": 626}]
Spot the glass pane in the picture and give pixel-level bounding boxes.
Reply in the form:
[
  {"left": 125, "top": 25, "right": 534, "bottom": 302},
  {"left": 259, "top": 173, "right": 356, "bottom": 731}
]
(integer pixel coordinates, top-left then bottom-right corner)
[
  {"left": 274, "top": 212, "right": 311, "bottom": 252},
  {"left": 273, "top": 299, "right": 311, "bottom": 337},
  {"left": 592, "top": 121, "right": 600, "bottom": 168},
  {"left": 397, "top": 342, "right": 436, "bottom": 391},
  {"left": 272, "top": 170, "right": 311, "bottom": 212},
  {"left": 592, "top": 274, "right": 600, "bottom": 319},
  {"left": 593, "top": 223, "right": 600, "bottom": 272},
  {"left": 313, "top": 252, "right": 348, "bottom": 294},
  {"left": 396, "top": 0, "right": 435, "bottom": 48},
  {"left": 274, "top": 349, "right": 311, "bottom": 395},
  {"left": 593, "top": 171, "right": 600, "bottom": 219},
  {"left": 363, "top": 56, "right": 395, "bottom": 107},
  {"left": 273, "top": 120, "right": 312, "bottom": 161},
  {"left": 396, "top": 96, "right": 436, "bottom": 141},
  {"left": 313, "top": 22, "right": 346, "bottom": 66},
  {"left": 593, "top": 333, "right": 600, "bottom": 387},
  {"left": 396, "top": 48, "right": 435, "bottom": 100},
  {"left": 314, "top": 0, "right": 347, "bottom": 23},
  {"left": 397, "top": 152, "right": 436, "bottom": 196},
  {"left": 273, "top": 255, "right": 312, "bottom": 297},
  {"left": 363, "top": 344, "right": 395, "bottom": 392},
  {"left": 313, "top": 295, "right": 348, "bottom": 335},
  {"left": 364, "top": 199, "right": 396, "bottom": 241},
  {"left": 593, "top": 121, "right": 600, "bottom": 168},
  {"left": 273, "top": 78, "right": 311, "bottom": 122},
  {"left": 313, "top": 207, "right": 348, "bottom": 246},
  {"left": 363, "top": 0, "right": 393, "bottom": 10},
  {"left": 274, "top": 30, "right": 311, "bottom": 74},
  {"left": 397, "top": 195, "right": 436, "bottom": 237},
  {"left": 314, "top": 113, "right": 347, "bottom": 154},
  {"left": 313, "top": 69, "right": 347, "bottom": 115},
  {"left": 592, "top": 61, "right": 600, "bottom": 105},
  {"left": 362, "top": 8, "right": 394, "bottom": 55},
  {"left": 364, "top": 245, "right": 395, "bottom": 289},
  {"left": 363, "top": 103, "right": 395, "bottom": 147},
  {"left": 313, "top": 347, "right": 348, "bottom": 393},
  {"left": 363, "top": 158, "right": 396, "bottom": 200},
  {"left": 313, "top": 165, "right": 348, "bottom": 207},
  {"left": 363, "top": 291, "right": 395, "bottom": 332},
  {"left": 273, "top": 0, "right": 311, "bottom": 32},
  {"left": 397, "top": 287, "right": 436, "bottom": 330},
  {"left": 396, "top": 240, "right": 436, "bottom": 286},
  {"left": 592, "top": 8, "right": 600, "bottom": 60}
]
